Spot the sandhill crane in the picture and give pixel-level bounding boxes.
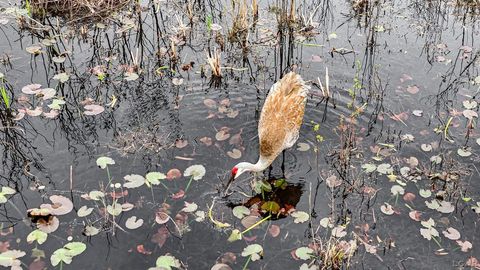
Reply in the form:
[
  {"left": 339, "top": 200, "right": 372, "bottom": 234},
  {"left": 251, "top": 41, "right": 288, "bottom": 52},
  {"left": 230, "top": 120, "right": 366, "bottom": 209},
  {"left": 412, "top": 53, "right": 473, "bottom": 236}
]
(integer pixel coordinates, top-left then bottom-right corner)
[{"left": 226, "top": 72, "right": 310, "bottom": 190}]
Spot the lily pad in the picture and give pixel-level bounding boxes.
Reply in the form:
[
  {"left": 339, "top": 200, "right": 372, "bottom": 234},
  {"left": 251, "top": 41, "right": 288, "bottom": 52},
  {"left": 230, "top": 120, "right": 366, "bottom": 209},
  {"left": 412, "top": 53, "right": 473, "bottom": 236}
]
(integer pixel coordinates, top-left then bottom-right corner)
[
  {"left": 295, "top": 247, "right": 314, "bottom": 260},
  {"left": 96, "top": 156, "right": 115, "bottom": 169},
  {"left": 125, "top": 216, "right": 144, "bottom": 230},
  {"left": 291, "top": 211, "right": 309, "bottom": 223},
  {"left": 232, "top": 206, "right": 250, "bottom": 219},
  {"left": 241, "top": 244, "right": 263, "bottom": 261}
]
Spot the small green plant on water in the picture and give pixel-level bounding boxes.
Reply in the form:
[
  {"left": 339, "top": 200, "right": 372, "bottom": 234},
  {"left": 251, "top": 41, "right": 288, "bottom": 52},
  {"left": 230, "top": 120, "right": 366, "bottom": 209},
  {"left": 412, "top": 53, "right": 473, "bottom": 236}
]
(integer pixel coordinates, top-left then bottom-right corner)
[
  {"left": 0, "top": 76, "right": 10, "bottom": 109},
  {"left": 346, "top": 60, "right": 363, "bottom": 109},
  {"left": 310, "top": 121, "right": 324, "bottom": 143},
  {"left": 25, "top": 0, "right": 31, "bottom": 17},
  {"left": 206, "top": 15, "right": 213, "bottom": 32}
]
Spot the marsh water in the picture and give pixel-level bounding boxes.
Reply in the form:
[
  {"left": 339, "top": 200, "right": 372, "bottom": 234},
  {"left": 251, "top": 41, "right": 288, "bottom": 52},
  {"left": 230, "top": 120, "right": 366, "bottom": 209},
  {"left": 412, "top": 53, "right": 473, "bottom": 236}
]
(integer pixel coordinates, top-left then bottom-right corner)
[{"left": 0, "top": 0, "right": 479, "bottom": 269}]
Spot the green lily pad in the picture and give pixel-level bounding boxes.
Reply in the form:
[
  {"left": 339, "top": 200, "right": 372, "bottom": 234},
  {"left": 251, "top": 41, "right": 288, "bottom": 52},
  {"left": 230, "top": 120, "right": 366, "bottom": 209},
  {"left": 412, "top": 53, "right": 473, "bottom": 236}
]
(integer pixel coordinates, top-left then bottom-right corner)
[
  {"left": 232, "top": 206, "right": 250, "bottom": 219},
  {"left": 96, "top": 156, "right": 115, "bottom": 169},
  {"left": 27, "top": 229, "right": 47, "bottom": 245},
  {"left": 227, "top": 229, "right": 242, "bottom": 242},
  {"left": 295, "top": 247, "right": 314, "bottom": 260},
  {"left": 145, "top": 172, "right": 166, "bottom": 186}
]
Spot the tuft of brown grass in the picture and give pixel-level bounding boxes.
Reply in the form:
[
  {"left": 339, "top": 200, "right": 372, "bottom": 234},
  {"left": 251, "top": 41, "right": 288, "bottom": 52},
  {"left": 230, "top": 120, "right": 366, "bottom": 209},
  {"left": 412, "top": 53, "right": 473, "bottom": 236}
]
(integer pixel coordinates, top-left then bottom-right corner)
[
  {"left": 206, "top": 49, "right": 222, "bottom": 87},
  {"left": 207, "top": 50, "right": 222, "bottom": 78},
  {"left": 29, "top": 0, "right": 132, "bottom": 22},
  {"left": 228, "top": 0, "right": 249, "bottom": 46}
]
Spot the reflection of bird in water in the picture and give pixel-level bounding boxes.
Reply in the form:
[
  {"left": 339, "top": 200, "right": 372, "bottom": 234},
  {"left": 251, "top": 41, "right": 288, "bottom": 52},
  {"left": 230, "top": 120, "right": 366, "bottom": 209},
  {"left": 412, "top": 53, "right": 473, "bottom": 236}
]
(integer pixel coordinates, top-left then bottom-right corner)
[{"left": 226, "top": 72, "right": 310, "bottom": 190}]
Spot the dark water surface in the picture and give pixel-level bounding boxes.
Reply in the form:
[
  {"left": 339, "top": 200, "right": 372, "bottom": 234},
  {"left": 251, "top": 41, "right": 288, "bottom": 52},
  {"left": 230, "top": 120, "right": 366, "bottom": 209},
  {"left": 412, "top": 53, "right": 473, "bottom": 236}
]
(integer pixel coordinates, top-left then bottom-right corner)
[{"left": 0, "top": 0, "right": 479, "bottom": 269}]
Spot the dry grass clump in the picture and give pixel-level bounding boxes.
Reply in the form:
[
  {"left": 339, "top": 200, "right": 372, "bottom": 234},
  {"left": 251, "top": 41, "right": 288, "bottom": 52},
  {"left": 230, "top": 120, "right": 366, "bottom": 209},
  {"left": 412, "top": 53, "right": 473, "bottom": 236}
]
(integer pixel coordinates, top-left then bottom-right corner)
[
  {"left": 206, "top": 49, "right": 222, "bottom": 87},
  {"left": 29, "top": 0, "right": 132, "bottom": 22}
]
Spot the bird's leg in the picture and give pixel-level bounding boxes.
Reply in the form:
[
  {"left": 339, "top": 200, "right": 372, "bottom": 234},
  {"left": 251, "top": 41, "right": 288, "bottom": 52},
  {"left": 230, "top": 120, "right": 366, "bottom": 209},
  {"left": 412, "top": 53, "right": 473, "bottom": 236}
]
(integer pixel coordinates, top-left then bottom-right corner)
[
  {"left": 268, "top": 165, "right": 273, "bottom": 179},
  {"left": 281, "top": 150, "right": 286, "bottom": 178}
]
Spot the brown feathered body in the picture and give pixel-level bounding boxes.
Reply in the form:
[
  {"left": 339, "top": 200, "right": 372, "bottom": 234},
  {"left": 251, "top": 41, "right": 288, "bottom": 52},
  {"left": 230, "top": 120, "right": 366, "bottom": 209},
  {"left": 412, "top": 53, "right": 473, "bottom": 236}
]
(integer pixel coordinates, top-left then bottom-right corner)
[
  {"left": 258, "top": 72, "right": 309, "bottom": 166},
  {"left": 227, "top": 72, "right": 309, "bottom": 186}
]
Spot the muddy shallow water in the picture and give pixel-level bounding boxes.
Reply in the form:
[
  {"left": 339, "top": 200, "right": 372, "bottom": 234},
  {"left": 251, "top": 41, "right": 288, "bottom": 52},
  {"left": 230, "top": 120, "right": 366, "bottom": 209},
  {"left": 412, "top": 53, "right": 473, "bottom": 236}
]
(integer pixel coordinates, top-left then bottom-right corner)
[{"left": 0, "top": 0, "right": 479, "bottom": 269}]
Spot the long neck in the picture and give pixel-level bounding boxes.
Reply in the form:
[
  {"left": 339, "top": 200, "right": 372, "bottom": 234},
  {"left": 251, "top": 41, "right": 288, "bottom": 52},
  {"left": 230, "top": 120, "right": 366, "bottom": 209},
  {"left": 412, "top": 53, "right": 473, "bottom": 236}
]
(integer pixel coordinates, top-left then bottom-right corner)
[{"left": 246, "top": 156, "right": 273, "bottom": 172}]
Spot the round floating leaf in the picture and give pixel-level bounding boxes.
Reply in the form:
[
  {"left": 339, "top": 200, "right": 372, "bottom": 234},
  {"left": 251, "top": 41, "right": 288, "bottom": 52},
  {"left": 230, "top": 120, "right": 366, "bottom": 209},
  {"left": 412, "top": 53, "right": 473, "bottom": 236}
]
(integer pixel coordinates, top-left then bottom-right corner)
[
  {"left": 37, "top": 216, "right": 60, "bottom": 233},
  {"left": 64, "top": 242, "right": 86, "bottom": 256},
  {"left": 172, "top": 78, "right": 184, "bottom": 86},
  {"left": 210, "top": 23, "right": 222, "bottom": 31},
  {"left": 291, "top": 211, "right": 309, "bottom": 223},
  {"left": 421, "top": 144, "right": 432, "bottom": 152},
  {"left": 241, "top": 244, "right": 263, "bottom": 261},
  {"left": 420, "top": 227, "right": 439, "bottom": 241},
  {"left": 96, "top": 156, "right": 115, "bottom": 169},
  {"left": 227, "top": 229, "right": 242, "bottom": 242},
  {"left": 215, "top": 130, "right": 230, "bottom": 141},
  {"left": 50, "top": 248, "right": 72, "bottom": 266},
  {"left": 77, "top": 206, "right": 93, "bottom": 217},
  {"left": 430, "top": 155, "right": 442, "bottom": 164},
  {"left": 26, "top": 45, "right": 42, "bottom": 54},
  {"left": 27, "top": 229, "right": 47, "bottom": 245},
  {"left": 175, "top": 139, "right": 188, "bottom": 148},
  {"left": 0, "top": 250, "right": 26, "bottom": 268},
  {"left": 409, "top": 210, "right": 421, "bottom": 221},
  {"left": 297, "top": 142, "right": 310, "bottom": 151},
  {"left": 194, "top": 210, "right": 205, "bottom": 222},
  {"left": 390, "top": 185, "right": 405, "bottom": 196},
  {"left": 457, "top": 240, "right": 472, "bottom": 252},
  {"left": 437, "top": 201, "right": 454, "bottom": 213},
  {"left": 457, "top": 148, "right": 472, "bottom": 157},
  {"left": 232, "top": 206, "right": 250, "bottom": 219},
  {"left": 203, "top": 98, "right": 217, "bottom": 108},
  {"left": 155, "top": 210, "right": 170, "bottom": 224},
  {"left": 107, "top": 204, "right": 122, "bottom": 216},
  {"left": 241, "top": 215, "right": 259, "bottom": 229},
  {"left": 406, "top": 85, "right": 419, "bottom": 94},
  {"left": 183, "top": 164, "right": 206, "bottom": 180},
  {"left": 181, "top": 202, "right": 198, "bottom": 213},
  {"left": 154, "top": 255, "right": 181, "bottom": 270},
  {"left": 295, "top": 247, "right": 314, "bottom": 260},
  {"left": 421, "top": 218, "right": 435, "bottom": 228},
  {"left": 126, "top": 216, "right": 144, "bottom": 230},
  {"left": 124, "top": 72, "right": 139, "bottom": 81},
  {"left": 40, "top": 195, "right": 73, "bottom": 215},
  {"left": 332, "top": 226, "right": 347, "bottom": 238},
  {"left": 463, "top": 109, "right": 478, "bottom": 120},
  {"left": 377, "top": 163, "right": 392, "bottom": 174},
  {"left": 442, "top": 227, "right": 460, "bottom": 240},
  {"left": 40, "top": 88, "right": 56, "bottom": 100},
  {"left": 84, "top": 225, "right": 99, "bottom": 236},
  {"left": 53, "top": 72, "right": 69, "bottom": 83},
  {"left": 362, "top": 163, "right": 377, "bottom": 173},
  {"left": 261, "top": 201, "right": 280, "bottom": 214},
  {"left": 52, "top": 56, "right": 66, "bottom": 63},
  {"left": 463, "top": 100, "right": 478, "bottom": 109},
  {"left": 88, "top": 190, "right": 105, "bottom": 200},
  {"left": 166, "top": 169, "right": 182, "bottom": 180},
  {"left": 146, "top": 172, "right": 166, "bottom": 186},
  {"left": 123, "top": 174, "right": 145, "bottom": 188},
  {"left": 412, "top": 110, "right": 423, "bottom": 117},
  {"left": 380, "top": 203, "right": 394, "bottom": 215},
  {"left": 419, "top": 189, "right": 431, "bottom": 198},
  {"left": 48, "top": 99, "right": 66, "bottom": 110},
  {"left": 268, "top": 224, "right": 280, "bottom": 237},
  {"left": 22, "top": 84, "right": 42, "bottom": 94},
  {"left": 227, "top": 148, "right": 242, "bottom": 159},
  {"left": 84, "top": 104, "right": 105, "bottom": 116}
]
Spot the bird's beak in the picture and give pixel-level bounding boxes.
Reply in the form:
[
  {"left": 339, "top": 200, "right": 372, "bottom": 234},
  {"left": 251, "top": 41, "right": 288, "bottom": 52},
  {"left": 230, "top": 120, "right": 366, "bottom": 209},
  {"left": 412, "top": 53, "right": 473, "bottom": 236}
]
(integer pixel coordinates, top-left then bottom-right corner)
[{"left": 225, "top": 173, "right": 236, "bottom": 191}]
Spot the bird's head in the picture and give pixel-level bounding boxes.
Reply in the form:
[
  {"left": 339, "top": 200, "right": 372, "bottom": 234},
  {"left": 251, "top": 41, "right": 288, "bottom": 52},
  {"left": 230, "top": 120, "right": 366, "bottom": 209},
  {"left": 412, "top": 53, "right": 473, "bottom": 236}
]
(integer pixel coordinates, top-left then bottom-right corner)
[{"left": 227, "top": 162, "right": 252, "bottom": 186}]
